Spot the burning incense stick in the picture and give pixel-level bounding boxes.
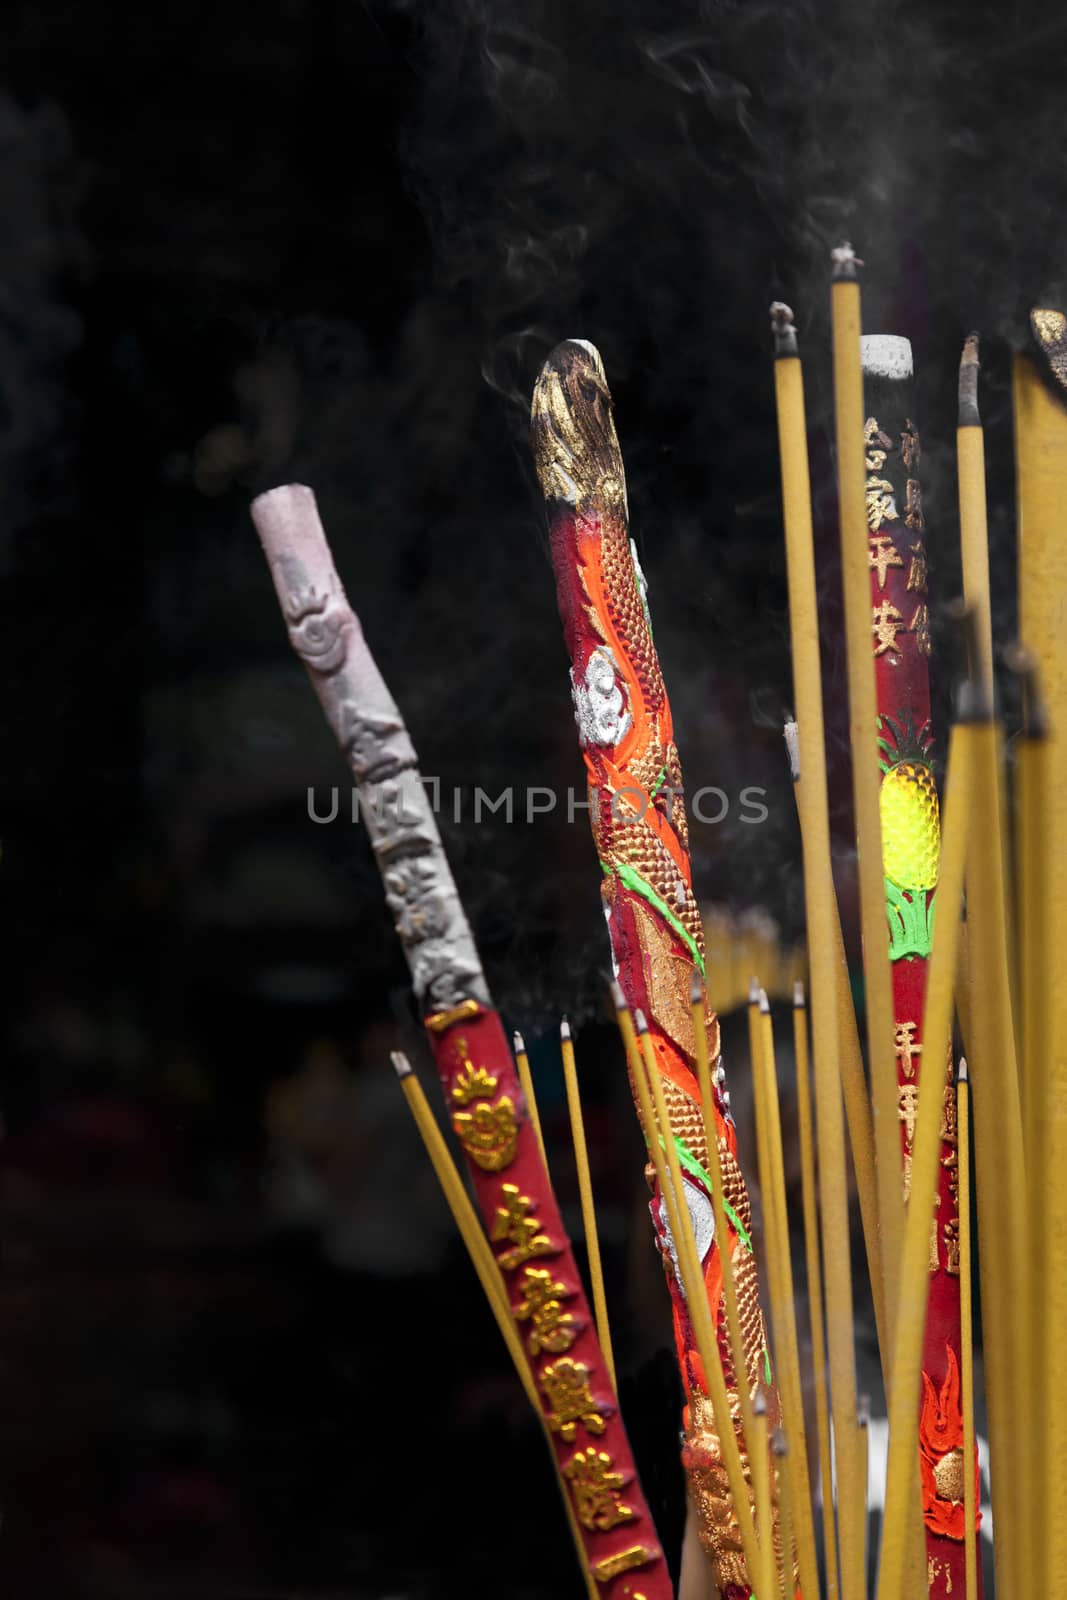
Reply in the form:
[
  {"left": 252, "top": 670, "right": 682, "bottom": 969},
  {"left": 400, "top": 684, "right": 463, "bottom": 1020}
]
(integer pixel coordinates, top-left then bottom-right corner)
[
  {"left": 957, "top": 336, "right": 994, "bottom": 706},
  {"left": 514, "top": 1028, "right": 548, "bottom": 1169},
  {"left": 251, "top": 484, "right": 671, "bottom": 1600},
  {"left": 830, "top": 252, "right": 902, "bottom": 1380},
  {"left": 560, "top": 1019, "right": 617, "bottom": 1391},
  {"left": 532, "top": 341, "right": 778, "bottom": 1599}
]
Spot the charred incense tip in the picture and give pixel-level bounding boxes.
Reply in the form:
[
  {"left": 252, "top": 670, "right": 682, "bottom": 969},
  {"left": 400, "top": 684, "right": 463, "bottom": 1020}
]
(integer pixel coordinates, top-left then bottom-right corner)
[
  {"left": 530, "top": 338, "right": 627, "bottom": 515},
  {"left": 748, "top": 977, "right": 761, "bottom": 1008},
  {"left": 513, "top": 1029, "right": 526, "bottom": 1055},
  {"left": 1030, "top": 307, "right": 1067, "bottom": 394},
  {"left": 758, "top": 987, "right": 771, "bottom": 1015},
  {"left": 793, "top": 979, "right": 806, "bottom": 1009},
  {"left": 391, "top": 1050, "right": 414, "bottom": 1080},
  {"left": 858, "top": 1393, "right": 871, "bottom": 1428},
  {"left": 609, "top": 977, "right": 628, "bottom": 1013},
  {"left": 560, "top": 1016, "right": 572, "bottom": 1042},
  {"left": 1005, "top": 641, "right": 1050, "bottom": 738},
  {"left": 770, "top": 301, "right": 798, "bottom": 358},
  {"left": 831, "top": 241, "right": 863, "bottom": 281},
  {"left": 958, "top": 1056, "right": 969, "bottom": 1084},
  {"left": 947, "top": 600, "right": 992, "bottom": 724},
  {"left": 959, "top": 332, "right": 982, "bottom": 427},
  {"left": 633, "top": 1007, "right": 650, "bottom": 1036},
  {"left": 689, "top": 967, "right": 705, "bottom": 1006},
  {"left": 754, "top": 1389, "right": 768, "bottom": 1417},
  {"left": 772, "top": 1425, "right": 789, "bottom": 1457},
  {"left": 783, "top": 718, "right": 800, "bottom": 782}
]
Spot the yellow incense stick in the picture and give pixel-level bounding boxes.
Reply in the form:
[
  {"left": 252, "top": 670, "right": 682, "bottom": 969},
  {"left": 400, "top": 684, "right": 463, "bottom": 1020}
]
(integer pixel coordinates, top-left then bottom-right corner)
[
  {"left": 957, "top": 1060, "right": 978, "bottom": 1600},
  {"left": 788, "top": 754, "right": 885, "bottom": 1354},
  {"left": 772, "top": 1427, "right": 796, "bottom": 1600},
  {"left": 957, "top": 335, "right": 995, "bottom": 706},
  {"left": 617, "top": 996, "right": 762, "bottom": 1579},
  {"left": 514, "top": 1028, "right": 548, "bottom": 1170},
  {"left": 855, "top": 1398, "right": 870, "bottom": 1597},
  {"left": 559, "top": 1017, "right": 617, "bottom": 1392},
  {"left": 751, "top": 1393, "right": 775, "bottom": 1600},
  {"left": 829, "top": 254, "right": 902, "bottom": 1348},
  {"left": 1014, "top": 346, "right": 1067, "bottom": 1592},
  {"left": 792, "top": 985, "right": 839, "bottom": 1600},
  {"left": 753, "top": 991, "right": 818, "bottom": 1600},
  {"left": 690, "top": 970, "right": 757, "bottom": 1452},
  {"left": 876, "top": 721, "right": 970, "bottom": 1600},
  {"left": 392, "top": 1052, "right": 599, "bottom": 1600}
]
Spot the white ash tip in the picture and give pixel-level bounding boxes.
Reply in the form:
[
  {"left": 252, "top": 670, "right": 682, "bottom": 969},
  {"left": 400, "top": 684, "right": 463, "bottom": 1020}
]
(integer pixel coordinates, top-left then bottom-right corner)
[
  {"left": 861, "top": 335, "right": 913, "bottom": 380},
  {"left": 793, "top": 979, "right": 806, "bottom": 1008},
  {"left": 633, "top": 1007, "right": 649, "bottom": 1035},
  {"left": 958, "top": 1056, "right": 969, "bottom": 1083},
  {"left": 391, "top": 1050, "right": 414, "bottom": 1079},
  {"left": 513, "top": 1029, "right": 526, "bottom": 1055},
  {"left": 783, "top": 718, "right": 800, "bottom": 781},
  {"left": 754, "top": 1389, "right": 768, "bottom": 1416},
  {"left": 758, "top": 987, "right": 771, "bottom": 1014},
  {"left": 609, "top": 978, "right": 627, "bottom": 1011},
  {"left": 560, "top": 1016, "right": 572, "bottom": 1041},
  {"left": 748, "top": 977, "right": 761, "bottom": 1006},
  {"left": 689, "top": 968, "right": 704, "bottom": 1005}
]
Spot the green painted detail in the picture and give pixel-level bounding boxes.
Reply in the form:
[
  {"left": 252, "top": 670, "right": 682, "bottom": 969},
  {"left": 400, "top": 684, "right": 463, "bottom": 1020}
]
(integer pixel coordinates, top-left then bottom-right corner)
[
  {"left": 668, "top": 1135, "right": 754, "bottom": 1253},
  {"left": 649, "top": 765, "right": 668, "bottom": 799},
  {"left": 886, "top": 875, "right": 935, "bottom": 960},
  {"left": 609, "top": 859, "right": 705, "bottom": 974},
  {"left": 764, "top": 1347, "right": 772, "bottom": 1384}
]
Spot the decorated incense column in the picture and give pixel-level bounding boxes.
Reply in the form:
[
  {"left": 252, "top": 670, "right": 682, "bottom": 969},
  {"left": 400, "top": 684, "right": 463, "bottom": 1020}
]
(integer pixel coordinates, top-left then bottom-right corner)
[
  {"left": 251, "top": 484, "right": 671, "bottom": 1600},
  {"left": 531, "top": 341, "right": 785, "bottom": 1600},
  {"left": 861, "top": 337, "right": 975, "bottom": 1598}
]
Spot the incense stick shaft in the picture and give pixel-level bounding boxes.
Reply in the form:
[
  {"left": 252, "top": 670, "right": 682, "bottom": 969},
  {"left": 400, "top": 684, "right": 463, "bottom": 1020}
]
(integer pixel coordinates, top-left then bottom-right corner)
[
  {"left": 957, "top": 1070, "right": 979, "bottom": 1600},
  {"left": 957, "top": 424, "right": 995, "bottom": 707},
  {"left": 560, "top": 1025, "right": 617, "bottom": 1391},
  {"left": 515, "top": 1038, "right": 548, "bottom": 1170}
]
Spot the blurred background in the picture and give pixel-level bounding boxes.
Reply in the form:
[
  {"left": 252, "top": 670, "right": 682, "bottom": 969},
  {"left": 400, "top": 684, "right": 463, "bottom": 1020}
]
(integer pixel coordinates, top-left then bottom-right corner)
[{"left": 0, "top": 0, "right": 1052, "bottom": 1593}]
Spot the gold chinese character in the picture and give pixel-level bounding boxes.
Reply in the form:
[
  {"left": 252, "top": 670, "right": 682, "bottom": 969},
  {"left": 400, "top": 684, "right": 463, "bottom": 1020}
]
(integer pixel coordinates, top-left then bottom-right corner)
[
  {"left": 899, "top": 1083, "right": 919, "bottom": 1152},
  {"left": 866, "top": 477, "right": 899, "bottom": 531},
  {"left": 905, "top": 478, "right": 924, "bottom": 532},
  {"left": 869, "top": 534, "right": 904, "bottom": 590},
  {"left": 944, "top": 1216, "right": 960, "bottom": 1276},
  {"left": 491, "top": 1183, "right": 556, "bottom": 1270},
  {"left": 894, "top": 1020, "right": 922, "bottom": 1080},
  {"left": 592, "top": 1546, "right": 657, "bottom": 1583},
  {"left": 930, "top": 1191, "right": 941, "bottom": 1271},
  {"left": 873, "top": 601, "right": 906, "bottom": 656},
  {"left": 563, "top": 1447, "right": 635, "bottom": 1530},
  {"left": 450, "top": 1040, "right": 499, "bottom": 1107},
  {"left": 541, "top": 1358, "right": 608, "bottom": 1443},
  {"left": 902, "top": 421, "right": 921, "bottom": 471},
  {"left": 902, "top": 1151, "right": 913, "bottom": 1202},
  {"left": 514, "top": 1266, "right": 578, "bottom": 1355},
  {"left": 940, "top": 1080, "right": 959, "bottom": 1156},
  {"left": 910, "top": 603, "right": 932, "bottom": 657},
  {"left": 906, "top": 543, "right": 928, "bottom": 594},
  {"left": 864, "top": 417, "right": 894, "bottom": 464}
]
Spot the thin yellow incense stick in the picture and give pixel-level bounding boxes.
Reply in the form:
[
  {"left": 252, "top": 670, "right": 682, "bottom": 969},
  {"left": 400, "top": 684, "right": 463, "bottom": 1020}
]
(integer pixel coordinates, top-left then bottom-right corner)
[
  {"left": 617, "top": 995, "right": 762, "bottom": 1579},
  {"left": 514, "top": 1028, "right": 548, "bottom": 1170},
  {"left": 829, "top": 253, "right": 902, "bottom": 1347},
  {"left": 792, "top": 984, "right": 839, "bottom": 1600},
  {"left": 690, "top": 970, "right": 757, "bottom": 1453},
  {"left": 957, "top": 1060, "right": 978, "bottom": 1600},
  {"left": 788, "top": 753, "right": 885, "bottom": 1357},
  {"left": 559, "top": 1017, "right": 617, "bottom": 1392},
  {"left": 392, "top": 1052, "right": 599, "bottom": 1600},
  {"left": 876, "top": 721, "right": 970, "bottom": 1600},
  {"left": 1014, "top": 348, "right": 1067, "bottom": 1594},
  {"left": 773, "top": 1428, "right": 796, "bottom": 1600},
  {"left": 753, "top": 991, "right": 819, "bottom": 1600},
  {"left": 751, "top": 1393, "right": 775, "bottom": 1600},
  {"left": 966, "top": 712, "right": 1027, "bottom": 1598},
  {"left": 856, "top": 1397, "right": 870, "bottom": 1598},
  {"left": 957, "top": 335, "right": 995, "bottom": 706}
]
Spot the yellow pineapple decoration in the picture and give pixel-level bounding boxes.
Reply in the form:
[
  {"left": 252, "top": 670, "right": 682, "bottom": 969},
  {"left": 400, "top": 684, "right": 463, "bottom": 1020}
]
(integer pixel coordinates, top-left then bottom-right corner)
[{"left": 878, "top": 712, "right": 940, "bottom": 958}]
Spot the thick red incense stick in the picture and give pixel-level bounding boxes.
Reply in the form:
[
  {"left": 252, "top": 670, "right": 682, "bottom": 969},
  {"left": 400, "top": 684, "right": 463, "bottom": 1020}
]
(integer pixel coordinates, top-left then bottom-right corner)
[{"left": 251, "top": 483, "right": 672, "bottom": 1600}]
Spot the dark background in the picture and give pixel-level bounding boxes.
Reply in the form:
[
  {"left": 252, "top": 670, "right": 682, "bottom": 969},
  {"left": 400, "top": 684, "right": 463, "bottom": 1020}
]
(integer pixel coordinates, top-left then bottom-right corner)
[{"left": 0, "top": 1, "right": 1056, "bottom": 1594}]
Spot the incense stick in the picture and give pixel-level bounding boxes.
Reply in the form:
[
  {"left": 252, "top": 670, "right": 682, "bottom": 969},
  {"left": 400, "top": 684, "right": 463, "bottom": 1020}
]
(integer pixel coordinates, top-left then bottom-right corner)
[
  {"left": 792, "top": 983, "right": 840, "bottom": 1600},
  {"left": 957, "top": 1059, "right": 979, "bottom": 1600},
  {"left": 957, "top": 335, "right": 995, "bottom": 706},
  {"left": 751, "top": 1392, "right": 775, "bottom": 1600},
  {"left": 830, "top": 250, "right": 902, "bottom": 1368},
  {"left": 560, "top": 1018, "right": 617, "bottom": 1392},
  {"left": 752, "top": 990, "right": 818, "bottom": 1600}
]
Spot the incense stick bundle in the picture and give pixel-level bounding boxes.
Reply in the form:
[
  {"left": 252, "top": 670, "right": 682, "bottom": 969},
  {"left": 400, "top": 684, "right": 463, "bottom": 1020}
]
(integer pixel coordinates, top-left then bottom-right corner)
[
  {"left": 250, "top": 484, "right": 671, "bottom": 1600},
  {"left": 530, "top": 342, "right": 782, "bottom": 1599}
]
